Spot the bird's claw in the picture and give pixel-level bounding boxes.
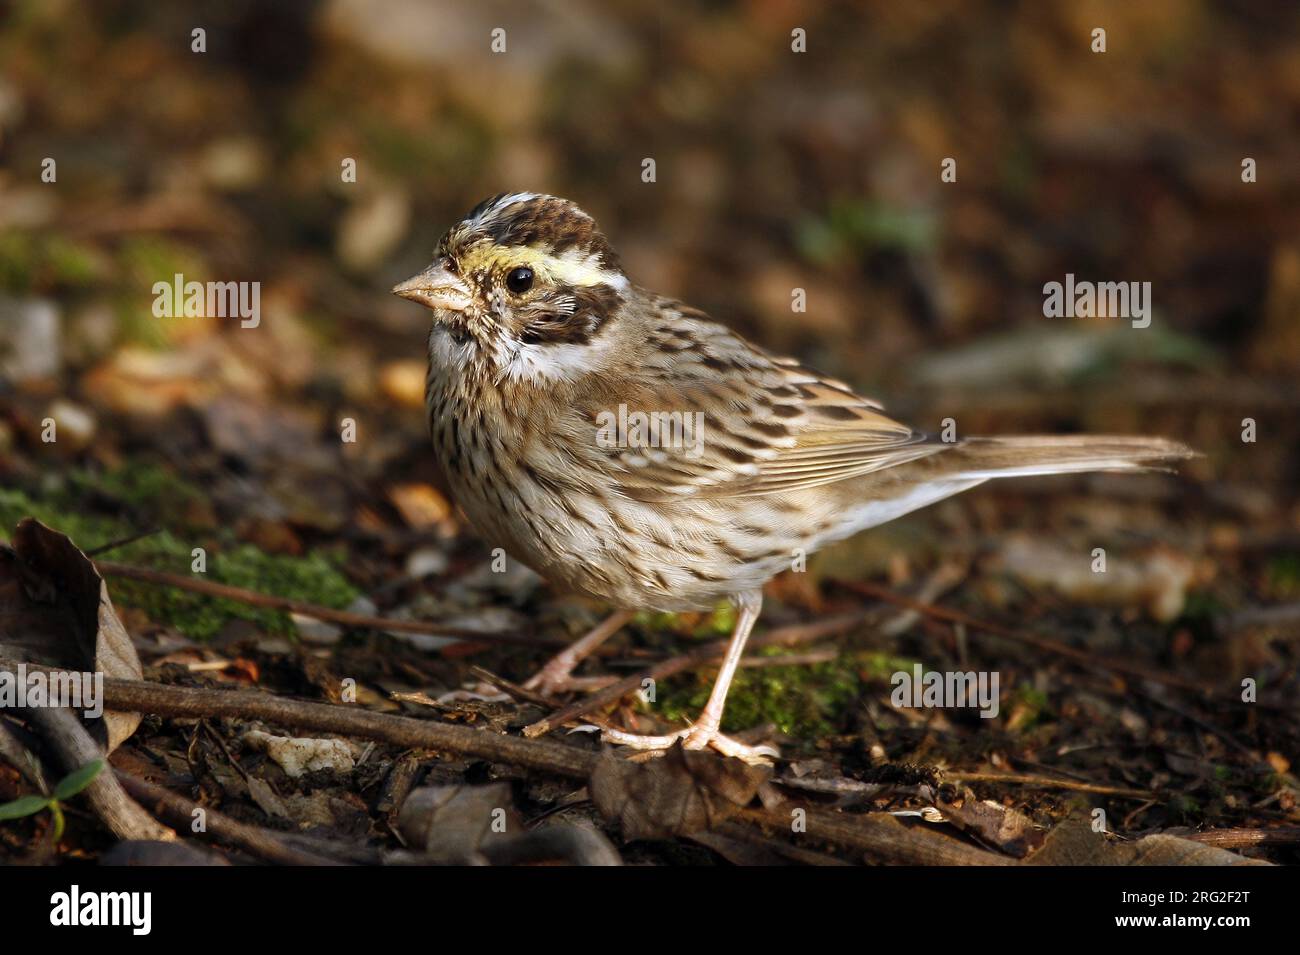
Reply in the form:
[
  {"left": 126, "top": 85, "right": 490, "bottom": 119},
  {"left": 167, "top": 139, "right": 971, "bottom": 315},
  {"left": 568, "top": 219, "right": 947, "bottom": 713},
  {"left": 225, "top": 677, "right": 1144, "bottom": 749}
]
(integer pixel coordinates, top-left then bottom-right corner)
[{"left": 599, "top": 723, "right": 778, "bottom": 764}]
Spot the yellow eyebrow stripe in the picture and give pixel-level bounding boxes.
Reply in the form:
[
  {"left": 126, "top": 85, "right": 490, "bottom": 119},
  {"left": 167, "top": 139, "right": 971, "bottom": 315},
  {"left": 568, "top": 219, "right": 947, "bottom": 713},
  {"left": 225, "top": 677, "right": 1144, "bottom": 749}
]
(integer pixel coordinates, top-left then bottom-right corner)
[{"left": 458, "top": 243, "right": 625, "bottom": 289}]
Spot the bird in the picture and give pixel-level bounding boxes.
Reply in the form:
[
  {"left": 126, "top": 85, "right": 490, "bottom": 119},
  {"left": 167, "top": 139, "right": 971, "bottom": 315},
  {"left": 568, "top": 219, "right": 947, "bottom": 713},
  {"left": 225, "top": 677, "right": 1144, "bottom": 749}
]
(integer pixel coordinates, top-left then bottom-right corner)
[{"left": 393, "top": 192, "right": 1193, "bottom": 762}]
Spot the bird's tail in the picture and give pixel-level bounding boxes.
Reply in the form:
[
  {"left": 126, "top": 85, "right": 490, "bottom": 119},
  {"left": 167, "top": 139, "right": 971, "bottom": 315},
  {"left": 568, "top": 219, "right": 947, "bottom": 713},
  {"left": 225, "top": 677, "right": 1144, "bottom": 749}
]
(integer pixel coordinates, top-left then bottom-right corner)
[{"left": 946, "top": 435, "right": 1196, "bottom": 481}]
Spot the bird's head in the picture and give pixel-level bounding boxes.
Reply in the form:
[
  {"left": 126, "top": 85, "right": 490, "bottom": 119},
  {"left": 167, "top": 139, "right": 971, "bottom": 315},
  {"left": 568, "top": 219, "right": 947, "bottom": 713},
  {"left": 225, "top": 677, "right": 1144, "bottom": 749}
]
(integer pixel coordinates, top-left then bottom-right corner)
[{"left": 393, "top": 193, "right": 633, "bottom": 384}]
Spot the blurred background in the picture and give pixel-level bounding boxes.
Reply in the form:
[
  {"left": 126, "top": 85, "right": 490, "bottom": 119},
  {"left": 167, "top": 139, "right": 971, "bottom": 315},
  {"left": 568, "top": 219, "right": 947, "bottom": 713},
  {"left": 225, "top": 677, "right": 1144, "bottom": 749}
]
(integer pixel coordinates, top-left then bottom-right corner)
[{"left": 1, "top": 0, "right": 1298, "bottom": 734}]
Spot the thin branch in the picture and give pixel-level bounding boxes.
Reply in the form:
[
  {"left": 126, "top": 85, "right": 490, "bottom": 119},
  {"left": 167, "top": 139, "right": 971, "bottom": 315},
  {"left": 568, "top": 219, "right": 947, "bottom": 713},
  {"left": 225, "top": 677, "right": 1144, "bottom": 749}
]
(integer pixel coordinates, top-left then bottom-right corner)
[
  {"left": 466, "top": 665, "right": 556, "bottom": 707},
  {"left": 1, "top": 660, "right": 1099, "bottom": 865},
  {"left": 84, "top": 528, "right": 162, "bottom": 557},
  {"left": 524, "top": 611, "right": 875, "bottom": 738},
  {"left": 21, "top": 706, "right": 175, "bottom": 842},
  {"left": 524, "top": 564, "right": 967, "bottom": 739},
  {"left": 114, "top": 771, "right": 343, "bottom": 865},
  {"left": 0, "top": 719, "right": 47, "bottom": 791},
  {"left": 836, "top": 579, "right": 1216, "bottom": 695},
  {"left": 945, "top": 771, "right": 1154, "bottom": 800},
  {"left": 739, "top": 649, "right": 839, "bottom": 668},
  {"left": 1219, "top": 602, "right": 1300, "bottom": 632},
  {"left": 48, "top": 664, "right": 602, "bottom": 780},
  {"left": 94, "top": 559, "right": 570, "bottom": 650},
  {"left": 737, "top": 805, "right": 1015, "bottom": 866},
  {"left": 1182, "top": 827, "right": 1300, "bottom": 849},
  {"left": 88, "top": 671, "right": 1013, "bottom": 864}
]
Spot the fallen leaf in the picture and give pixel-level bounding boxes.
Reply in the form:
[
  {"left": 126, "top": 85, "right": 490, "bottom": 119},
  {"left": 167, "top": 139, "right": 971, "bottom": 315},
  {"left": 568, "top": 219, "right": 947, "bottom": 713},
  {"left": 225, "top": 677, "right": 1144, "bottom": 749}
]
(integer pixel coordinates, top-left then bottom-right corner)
[
  {"left": 386, "top": 482, "right": 453, "bottom": 531},
  {"left": 995, "top": 535, "right": 1195, "bottom": 623},
  {"left": 0, "top": 296, "right": 61, "bottom": 382},
  {"left": 1026, "top": 817, "right": 1271, "bottom": 866},
  {"left": 936, "top": 791, "right": 1045, "bottom": 857},
  {"left": 590, "top": 743, "right": 771, "bottom": 841},
  {"left": 0, "top": 519, "right": 143, "bottom": 752},
  {"left": 378, "top": 359, "right": 427, "bottom": 409},
  {"left": 397, "top": 783, "right": 523, "bottom": 859}
]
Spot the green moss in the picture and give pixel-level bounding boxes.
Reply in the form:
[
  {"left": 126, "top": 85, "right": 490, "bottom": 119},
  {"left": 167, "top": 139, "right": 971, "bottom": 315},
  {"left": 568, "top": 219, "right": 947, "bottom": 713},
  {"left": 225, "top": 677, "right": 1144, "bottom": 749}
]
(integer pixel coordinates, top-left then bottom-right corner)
[
  {"left": 114, "top": 545, "right": 358, "bottom": 641},
  {"left": 63, "top": 460, "right": 207, "bottom": 529},
  {"left": 634, "top": 601, "right": 736, "bottom": 639},
  {"left": 1266, "top": 555, "right": 1300, "bottom": 600},
  {"left": 0, "top": 475, "right": 358, "bottom": 641},
  {"left": 1180, "top": 591, "right": 1224, "bottom": 619},
  {"left": 43, "top": 236, "right": 103, "bottom": 286},
  {"left": 117, "top": 236, "right": 205, "bottom": 289},
  {"left": 641, "top": 625, "right": 924, "bottom": 741},
  {"left": 114, "top": 237, "right": 208, "bottom": 348},
  {"left": 1175, "top": 590, "right": 1226, "bottom": 642},
  {"left": 656, "top": 647, "right": 867, "bottom": 740},
  {"left": 999, "top": 139, "right": 1038, "bottom": 200},
  {"left": 364, "top": 117, "right": 481, "bottom": 178},
  {"left": 0, "top": 231, "right": 38, "bottom": 292},
  {"left": 797, "top": 198, "right": 937, "bottom": 266},
  {"left": 857, "top": 649, "right": 923, "bottom": 681},
  {"left": 0, "top": 231, "right": 105, "bottom": 293},
  {"left": 1166, "top": 794, "right": 1204, "bottom": 825},
  {"left": 1254, "top": 772, "right": 1287, "bottom": 796},
  {"left": 1006, "top": 683, "right": 1052, "bottom": 729},
  {"left": 113, "top": 298, "right": 167, "bottom": 349},
  {"left": 1, "top": 488, "right": 121, "bottom": 554}
]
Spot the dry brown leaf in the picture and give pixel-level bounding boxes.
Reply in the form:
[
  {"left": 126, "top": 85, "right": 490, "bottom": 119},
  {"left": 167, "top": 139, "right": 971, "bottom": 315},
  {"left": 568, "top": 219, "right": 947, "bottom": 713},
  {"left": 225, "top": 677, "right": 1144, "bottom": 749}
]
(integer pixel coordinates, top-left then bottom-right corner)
[
  {"left": 937, "top": 790, "right": 1045, "bottom": 858},
  {"left": 590, "top": 743, "right": 771, "bottom": 841},
  {"left": 1026, "top": 817, "right": 1272, "bottom": 866},
  {"left": 0, "top": 518, "right": 143, "bottom": 752},
  {"left": 397, "top": 783, "right": 524, "bottom": 859},
  {"left": 386, "top": 482, "right": 453, "bottom": 531},
  {"left": 378, "top": 359, "right": 427, "bottom": 409},
  {"left": 995, "top": 534, "right": 1195, "bottom": 622}
]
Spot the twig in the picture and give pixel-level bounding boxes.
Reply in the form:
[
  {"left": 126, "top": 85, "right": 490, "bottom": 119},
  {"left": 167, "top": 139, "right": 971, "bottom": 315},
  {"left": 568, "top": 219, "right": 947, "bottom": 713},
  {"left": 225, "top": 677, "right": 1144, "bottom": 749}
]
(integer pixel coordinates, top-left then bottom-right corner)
[
  {"left": 709, "top": 821, "right": 857, "bottom": 865},
  {"left": 0, "top": 718, "right": 47, "bottom": 790},
  {"left": 93, "top": 672, "right": 1011, "bottom": 864},
  {"left": 94, "top": 559, "right": 569, "bottom": 650},
  {"left": 9, "top": 660, "right": 1146, "bottom": 864},
  {"left": 466, "top": 665, "right": 555, "bottom": 707},
  {"left": 201, "top": 720, "right": 252, "bottom": 784},
  {"left": 85, "top": 528, "right": 162, "bottom": 557},
  {"left": 1135, "top": 689, "right": 1260, "bottom": 759},
  {"left": 1220, "top": 602, "right": 1300, "bottom": 632},
  {"left": 738, "top": 650, "right": 839, "bottom": 669},
  {"left": 21, "top": 706, "right": 175, "bottom": 842},
  {"left": 836, "top": 579, "right": 1214, "bottom": 694},
  {"left": 945, "top": 771, "right": 1154, "bottom": 800},
  {"left": 523, "top": 611, "right": 876, "bottom": 738},
  {"left": 1182, "top": 827, "right": 1300, "bottom": 849},
  {"left": 114, "top": 772, "right": 343, "bottom": 865},
  {"left": 57, "top": 665, "right": 602, "bottom": 779},
  {"left": 737, "top": 805, "right": 1015, "bottom": 866},
  {"left": 524, "top": 564, "right": 967, "bottom": 739}
]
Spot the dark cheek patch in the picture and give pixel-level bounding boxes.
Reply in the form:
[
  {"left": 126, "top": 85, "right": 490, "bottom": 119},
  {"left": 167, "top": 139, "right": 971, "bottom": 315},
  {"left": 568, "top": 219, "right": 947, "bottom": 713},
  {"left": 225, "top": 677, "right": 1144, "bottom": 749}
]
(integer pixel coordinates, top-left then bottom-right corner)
[{"left": 519, "top": 284, "right": 623, "bottom": 345}]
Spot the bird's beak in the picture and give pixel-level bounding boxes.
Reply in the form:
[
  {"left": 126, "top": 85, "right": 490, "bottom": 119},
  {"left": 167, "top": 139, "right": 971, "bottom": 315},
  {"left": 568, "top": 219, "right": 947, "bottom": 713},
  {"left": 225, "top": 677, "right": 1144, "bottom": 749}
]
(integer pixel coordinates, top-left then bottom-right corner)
[{"left": 391, "top": 261, "right": 472, "bottom": 312}]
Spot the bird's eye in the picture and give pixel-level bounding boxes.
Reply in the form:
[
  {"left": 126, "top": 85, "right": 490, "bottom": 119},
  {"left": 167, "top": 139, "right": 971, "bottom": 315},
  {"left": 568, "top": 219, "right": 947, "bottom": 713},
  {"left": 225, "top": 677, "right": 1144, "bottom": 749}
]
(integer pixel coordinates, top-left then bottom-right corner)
[{"left": 506, "top": 266, "right": 534, "bottom": 294}]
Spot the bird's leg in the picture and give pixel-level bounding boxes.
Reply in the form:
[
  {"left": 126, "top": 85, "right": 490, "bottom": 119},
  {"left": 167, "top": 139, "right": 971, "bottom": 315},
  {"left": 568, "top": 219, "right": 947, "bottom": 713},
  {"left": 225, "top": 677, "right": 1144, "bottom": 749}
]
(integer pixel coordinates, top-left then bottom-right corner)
[
  {"left": 679, "top": 591, "right": 762, "bottom": 748},
  {"left": 600, "top": 590, "right": 777, "bottom": 763},
  {"left": 523, "top": 610, "right": 632, "bottom": 697}
]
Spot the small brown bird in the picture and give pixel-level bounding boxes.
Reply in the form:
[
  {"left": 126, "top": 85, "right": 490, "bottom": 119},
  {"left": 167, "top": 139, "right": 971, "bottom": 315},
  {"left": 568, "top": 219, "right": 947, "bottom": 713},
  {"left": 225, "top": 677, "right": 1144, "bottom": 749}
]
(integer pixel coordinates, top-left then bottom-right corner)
[{"left": 394, "top": 193, "right": 1192, "bottom": 761}]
